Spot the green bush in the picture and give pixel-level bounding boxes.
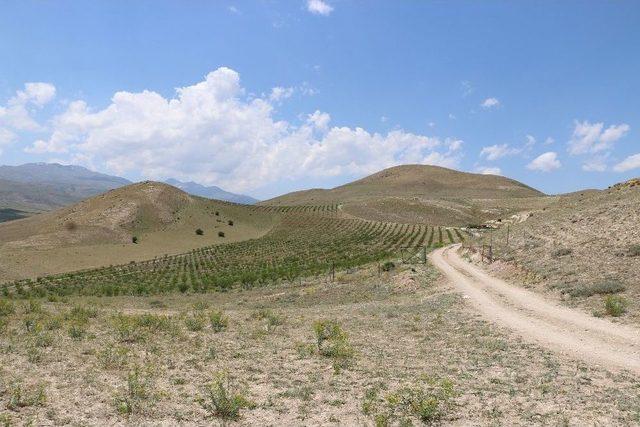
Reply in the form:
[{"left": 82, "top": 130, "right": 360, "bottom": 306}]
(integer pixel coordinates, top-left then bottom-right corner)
[
  {"left": 228, "top": 220, "right": 234, "bottom": 226},
  {"left": 0, "top": 299, "right": 15, "bottom": 317},
  {"left": 381, "top": 261, "right": 395, "bottom": 272},
  {"left": 209, "top": 310, "right": 228, "bottom": 333},
  {"left": 313, "top": 319, "right": 354, "bottom": 373},
  {"left": 201, "top": 373, "right": 253, "bottom": 421},
  {"left": 218, "top": 231, "right": 225, "bottom": 238},
  {"left": 604, "top": 295, "right": 627, "bottom": 317},
  {"left": 185, "top": 313, "right": 206, "bottom": 332},
  {"left": 115, "top": 367, "right": 151, "bottom": 415},
  {"left": 362, "top": 380, "right": 456, "bottom": 425},
  {"left": 196, "top": 228, "right": 204, "bottom": 236},
  {"left": 132, "top": 236, "right": 138, "bottom": 244},
  {"left": 568, "top": 281, "right": 626, "bottom": 298}
]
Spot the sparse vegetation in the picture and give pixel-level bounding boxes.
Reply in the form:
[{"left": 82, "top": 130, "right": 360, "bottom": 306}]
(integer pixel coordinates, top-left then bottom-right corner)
[
  {"left": 195, "top": 228, "right": 204, "bottom": 235},
  {"left": 567, "top": 281, "right": 626, "bottom": 298},
  {"left": 604, "top": 295, "right": 628, "bottom": 317},
  {"left": 201, "top": 373, "right": 253, "bottom": 421},
  {"left": 552, "top": 247, "right": 572, "bottom": 257},
  {"left": 313, "top": 319, "right": 354, "bottom": 373},
  {"left": 218, "top": 231, "right": 225, "bottom": 237},
  {"left": 381, "top": 261, "right": 395, "bottom": 272},
  {"left": 132, "top": 236, "right": 138, "bottom": 244},
  {"left": 209, "top": 310, "right": 228, "bottom": 332}
]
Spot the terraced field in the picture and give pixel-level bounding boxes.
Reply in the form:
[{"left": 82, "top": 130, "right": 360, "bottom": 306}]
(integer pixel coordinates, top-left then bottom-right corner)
[{"left": 1, "top": 206, "right": 467, "bottom": 299}]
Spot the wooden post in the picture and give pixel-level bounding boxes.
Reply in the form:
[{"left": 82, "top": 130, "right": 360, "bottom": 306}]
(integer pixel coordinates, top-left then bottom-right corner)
[{"left": 506, "top": 225, "right": 510, "bottom": 246}]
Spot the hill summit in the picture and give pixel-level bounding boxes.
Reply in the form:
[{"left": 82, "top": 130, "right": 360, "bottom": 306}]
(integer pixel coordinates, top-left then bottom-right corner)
[{"left": 261, "top": 164, "right": 543, "bottom": 206}]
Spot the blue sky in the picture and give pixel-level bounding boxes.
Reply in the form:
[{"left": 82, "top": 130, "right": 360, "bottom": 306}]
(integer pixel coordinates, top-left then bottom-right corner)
[{"left": 1, "top": 1, "right": 639, "bottom": 199}]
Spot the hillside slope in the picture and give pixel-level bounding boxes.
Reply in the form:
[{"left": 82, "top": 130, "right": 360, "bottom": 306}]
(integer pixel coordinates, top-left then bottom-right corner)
[
  {"left": 0, "top": 181, "right": 276, "bottom": 280},
  {"left": 261, "top": 165, "right": 546, "bottom": 225},
  {"left": 478, "top": 179, "right": 640, "bottom": 324},
  {"left": 262, "top": 165, "right": 543, "bottom": 205}
]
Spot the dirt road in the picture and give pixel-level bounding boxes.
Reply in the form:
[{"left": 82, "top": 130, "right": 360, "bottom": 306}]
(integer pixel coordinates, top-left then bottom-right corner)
[{"left": 430, "top": 244, "right": 640, "bottom": 375}]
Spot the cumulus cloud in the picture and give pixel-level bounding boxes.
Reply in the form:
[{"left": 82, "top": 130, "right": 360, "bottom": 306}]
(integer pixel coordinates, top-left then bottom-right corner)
[
  {"left": 480, "top": 143, "right": 520, "bottom": 161},
  {"left": 0, "top": 82, "right": 56, "bottom": 132},
  {"left": 475, "top": 166, "right": 502, "bottom": 175},
  {"left": 613, "top": 154, "right": 640, "bottom": 173},
  {"left": 307, "top": 0, "right": 333, "bottom": 16},
  {"left": 306, "top": 110, "right": 331, "bottom": 131},
  {"left": 568, "top": 120, "right": 629, "bottom": 155},
  {"left": 26, "top": 67, "right": 463, "bottom": 193},
  {"left": 527, "top": 152, "right": 561, "bottom": 172},
  {"left": 481, "top": 97, "right": 500, "bottom": 109},
  {"left": 269, "top": 86, "right": 294, "bottom": 102}
]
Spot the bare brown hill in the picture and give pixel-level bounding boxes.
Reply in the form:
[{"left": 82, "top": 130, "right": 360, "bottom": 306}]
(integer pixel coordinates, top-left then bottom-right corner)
[
  {"left": 261, "top": 165, "right": 546, "bottom": 225},
  {"left": 0, "top": 181, "right": 276, "bottom": 281},
  {"left": 473, "top": 180, "right": 640, "bottom": 325}
]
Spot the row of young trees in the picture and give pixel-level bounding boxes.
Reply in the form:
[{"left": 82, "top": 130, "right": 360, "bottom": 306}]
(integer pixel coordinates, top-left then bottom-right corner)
[{"left": 2, "top": 212, "right": 467, "bottom": 300}]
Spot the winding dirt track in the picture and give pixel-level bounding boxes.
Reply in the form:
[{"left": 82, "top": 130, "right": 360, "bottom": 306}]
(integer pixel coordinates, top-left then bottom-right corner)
[{"left": 430, "top": 244, "right": 640, "bottom": 375}]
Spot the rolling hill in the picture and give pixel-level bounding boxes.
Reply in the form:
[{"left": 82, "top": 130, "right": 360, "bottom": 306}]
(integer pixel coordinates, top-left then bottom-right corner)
[
  {"left": 261, "top": 165, "right": 548, "bottom": 225},
  {"left": 0, "top": 181, "right": 276, "bottom": 281}
]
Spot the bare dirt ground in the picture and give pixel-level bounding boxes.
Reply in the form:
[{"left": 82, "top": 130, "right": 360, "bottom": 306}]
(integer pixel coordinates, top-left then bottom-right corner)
[
  {"left": 430, "top": 245, "right": 640, "bottom": 375},
  {"left": 2, "top": 262, "right": 640, "bottom": 425}
]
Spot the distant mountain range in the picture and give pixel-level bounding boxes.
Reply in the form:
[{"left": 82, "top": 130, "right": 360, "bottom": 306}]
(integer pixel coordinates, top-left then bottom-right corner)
[
  {"left": 0, "top": 163, "right": 131, "bottom": 216},
  {"left": 0, "top": 163, "right": 258, "bottom": 223},
  {"left": 165, "top": 178, "right": 258, "bottom": 205}
]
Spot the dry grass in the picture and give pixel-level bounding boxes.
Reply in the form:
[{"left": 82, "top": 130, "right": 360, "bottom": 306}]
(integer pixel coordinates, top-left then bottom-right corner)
[{"left": 1, "top": 263, "right": 639, "bottom": 425}]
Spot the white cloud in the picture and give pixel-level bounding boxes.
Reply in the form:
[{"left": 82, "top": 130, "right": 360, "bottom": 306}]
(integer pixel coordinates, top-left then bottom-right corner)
[
  {"left": 544, "top": 137, "right": 555, "bottom": 145},
  {"left": 307, "top": 0, "right": 333, "bottom": 16},
  {"left": 524, "top": 134, "right": 536, "bottom": 149},
  {"left": 613, "top": 154, "right": 640, "bottom": 173},
  {"left": 269, "top": 86, "right": 294, "bottom": 102},
  {"left": 480, "top": 143, "right": 520, "bottom": 161},
  {"left": 448, "top": 113, "right": 456, "bottom": 120},
  {"left": 307, "top": 110, "right": 331, "bottom": 131},
  {"left": 475, "top": 166, "right": 502, "bottom": 175},
  {"left": 0, "top": 82, "right": 56, "bottom": 132},
  {"left": 527, "top": 152, "right": 561, "bottom": 172},
  {"left": 568, "top": 120, "right": 629, "bottom": 155},
  {"left": 481, "top": 97, "right": 500, "bottom": 109},
  {"left": 26, "top": 67, "right": 463, "bottom": 193},
  {"left": 582, "top": 156, "right": 608, "bottom": 172}
]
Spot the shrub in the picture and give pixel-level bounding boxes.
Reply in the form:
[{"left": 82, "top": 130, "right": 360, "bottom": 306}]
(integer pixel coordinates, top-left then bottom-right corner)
[
  {"left": 604, "top": 295, "right": 627, "bottom": 317},
  {"left": 228, "top": 220, "right": 234, "bottom": 226},
  {"left": 64, "top": 221, "right": 77, "bottom": 231},
  {"left": 568, "top": 281, "right": 626, "bottom": 298},
  {"left": 362, "top": 380, "right": 456, "bottom": 425},
  {"left": 132, "top": 236, "right": 138, "bottom": 244},
  {"left": 185, "top": 313, "right": 206, "bottom": 332},
  {"left": 209, "top": 310, "right": 228, "bottom": 333},
  {"left": 201, "top": 373, "right": 253, "bottom": 421},
  {"left": 196, "top": 228, "right": 204, "bottom": 236},
  {"left": 627, "top": 244, "right": 640, "bottom": 257},
  {"left": 552, "top": 247, "right": 572, "bottom": 257},
  {"left": 254, "top": 309, "right": 284, "bottom": 333},
  {"left": 215, "top": 211, "right": 220, "bottom": 216},
  {"left": 218, "top": 231, "right": 225, "bottom": 238},
  {"left": 0, "top": 299, "right": 14, "bottom": 317},
  {"left": 381, "top": 261, "right": 395, "bottom": 272},
  {"left": 115, "top": 367, "right": 151, "bottom": 415},
  {"left": 7, "top": 383, "right": 46, "bottom": 410},
  {"left": 313, "top": 319, "right": 354, "bottom": 373}
]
